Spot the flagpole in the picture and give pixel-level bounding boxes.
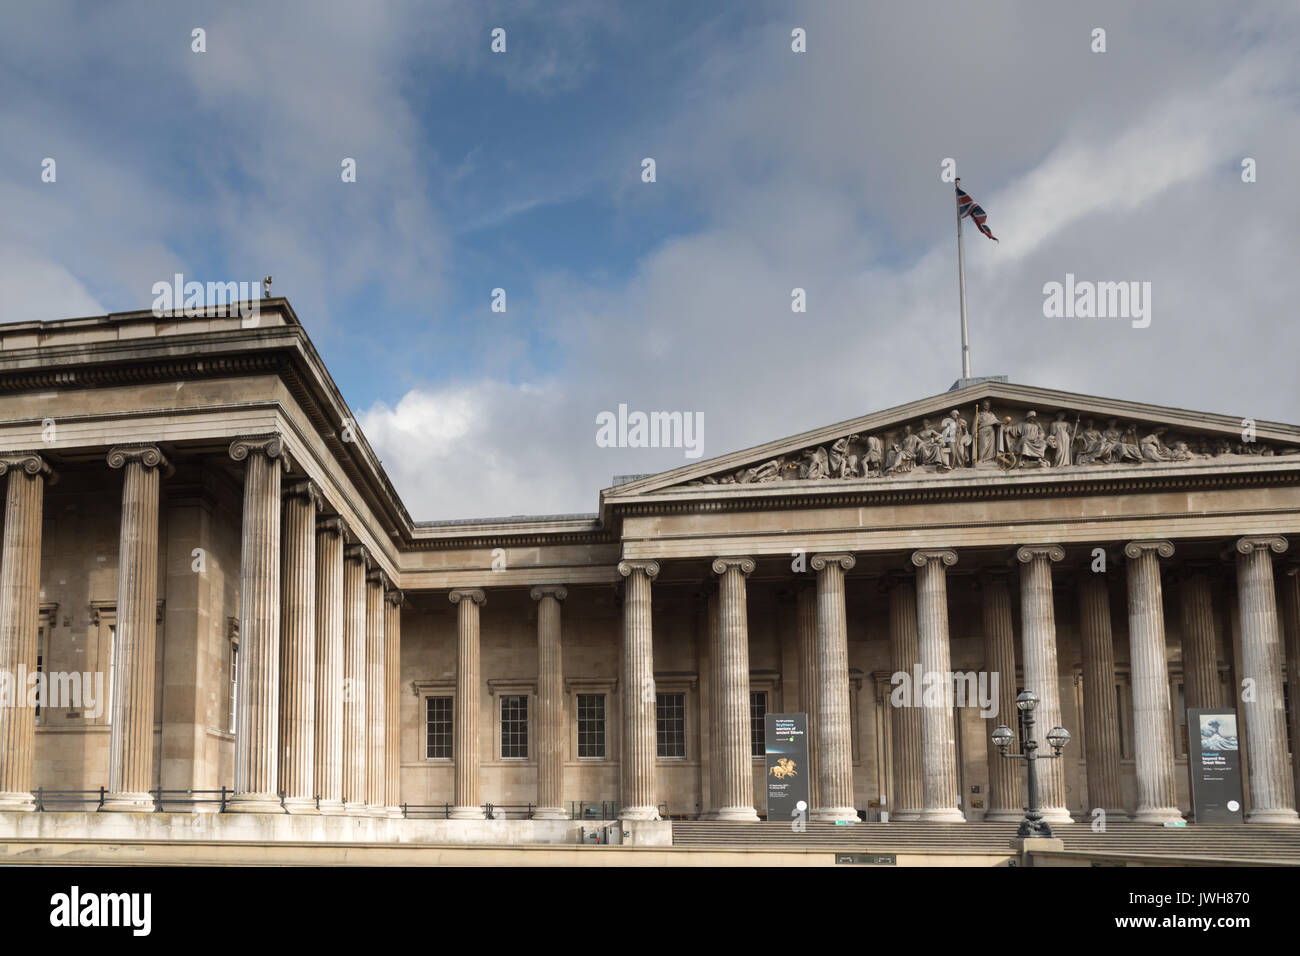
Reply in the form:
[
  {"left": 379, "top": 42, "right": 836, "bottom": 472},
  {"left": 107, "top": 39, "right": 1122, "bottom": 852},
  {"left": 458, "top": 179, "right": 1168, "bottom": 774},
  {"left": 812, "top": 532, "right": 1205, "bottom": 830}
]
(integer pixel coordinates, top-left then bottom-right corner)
[{"left": 955, "top": 178, "right": 971, "bottom": 381}]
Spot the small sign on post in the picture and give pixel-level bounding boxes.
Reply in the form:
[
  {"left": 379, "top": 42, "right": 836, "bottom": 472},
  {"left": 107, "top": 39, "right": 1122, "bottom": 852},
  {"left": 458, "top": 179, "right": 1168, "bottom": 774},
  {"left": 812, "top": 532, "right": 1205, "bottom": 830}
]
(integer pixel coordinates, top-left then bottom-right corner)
[
  {"left": 1187, "top": 708, "right": 1244, "bottom": 823},
  {"left": 765, "top": 713, "right": 810, "bottom": 823}
]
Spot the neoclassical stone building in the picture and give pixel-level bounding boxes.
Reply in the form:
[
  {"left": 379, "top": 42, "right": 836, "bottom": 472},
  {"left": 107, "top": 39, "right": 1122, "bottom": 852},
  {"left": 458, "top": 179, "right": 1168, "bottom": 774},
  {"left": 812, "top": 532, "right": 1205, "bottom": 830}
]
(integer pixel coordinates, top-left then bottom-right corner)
[{"left": 0, "top": 300, "right": 1297, "bottom": 829}]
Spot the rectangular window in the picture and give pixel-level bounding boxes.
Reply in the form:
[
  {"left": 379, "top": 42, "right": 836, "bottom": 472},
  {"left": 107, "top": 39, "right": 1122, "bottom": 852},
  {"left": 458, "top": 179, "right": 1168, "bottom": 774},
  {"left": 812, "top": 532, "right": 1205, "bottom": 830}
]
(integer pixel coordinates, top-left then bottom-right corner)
[
  {"left": 228, "top": 639, "right": 237, "bottom": 734},
  {"left": 750, "top": 691, "right": 767, "bottom": 757},
  {"left": 35, "top": 626, "right": 45, "bottom": 723},
  {"left": 577, "top": 694, "right": 606, "bottom": 758},
  {"left": 656, "top": 693, "right": 685, "bottom": 758},
  {"left": 425, "top": 696, "right": 452, "bottom": 759},
  {"left": 501, "top": 695, "right": 529, "bottom": 759}
]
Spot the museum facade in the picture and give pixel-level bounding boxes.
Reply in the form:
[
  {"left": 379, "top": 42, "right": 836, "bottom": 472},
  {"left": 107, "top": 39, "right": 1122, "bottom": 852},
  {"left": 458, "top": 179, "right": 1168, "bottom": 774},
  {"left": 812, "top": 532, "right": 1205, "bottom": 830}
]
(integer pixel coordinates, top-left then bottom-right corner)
[{"left": 0, "top": 300, "right": 1297, "bottom": 828}]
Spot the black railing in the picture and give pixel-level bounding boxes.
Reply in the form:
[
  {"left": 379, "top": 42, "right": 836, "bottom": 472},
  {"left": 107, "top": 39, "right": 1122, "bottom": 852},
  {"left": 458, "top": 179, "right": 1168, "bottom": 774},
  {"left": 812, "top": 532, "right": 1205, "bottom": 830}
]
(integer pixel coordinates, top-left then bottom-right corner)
[
  {"left": 399, "top": 803, "right": 538, "bottom": 820},
  {"left": 33, "top": 787, "right": 245, "bottom": 813},
  {"left": 567, "top": 801, "right": 621, "bottom": 820}
]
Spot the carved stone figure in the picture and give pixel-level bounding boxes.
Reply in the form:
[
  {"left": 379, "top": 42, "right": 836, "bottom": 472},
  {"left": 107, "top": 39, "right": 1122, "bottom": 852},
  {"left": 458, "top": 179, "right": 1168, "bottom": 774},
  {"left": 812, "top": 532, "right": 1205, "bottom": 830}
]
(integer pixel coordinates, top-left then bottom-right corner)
[
  {"left": 1101, "top": 419, "right": 1142, "bottom": 463},
  {"left": 1048, "top": 411, "right": 1073, "bottom": 467},
  {"left": 1140, "top": 427, "right": 1171, "bottom": 462},
  {"left": 884, "top": 440, "right": 914, "bottom": 475},
  {"left": 944, "top": 409, "right": 972, "bottom": 467},
  {"left": 1076, "top": 419, "right": 1103, "bottom": 465},
  {"left": 863, "top": 434, "right": 883, "bottom": 475},
  {"left": 799, "top": 446, "right": 831, "bottom": 479},
  {"left": 1007, "top": 410, "right": 1049, "bottom": 467},
  {"left": 976, "top": 400, "right": 1002, "bottom": 464},
  {"left": 915, "top": 420, "right": 948, "bottom": 469},
  {"left": 829, "top": 435, "right": 861, "bottom": 478}
]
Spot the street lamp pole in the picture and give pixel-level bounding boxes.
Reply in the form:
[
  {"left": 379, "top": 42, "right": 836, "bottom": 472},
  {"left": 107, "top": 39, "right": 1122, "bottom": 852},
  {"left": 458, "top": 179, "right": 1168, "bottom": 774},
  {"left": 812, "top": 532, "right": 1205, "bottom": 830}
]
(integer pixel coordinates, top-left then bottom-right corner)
[{"left": 991, "top": 690, "right": 1071, "bottom": 839}]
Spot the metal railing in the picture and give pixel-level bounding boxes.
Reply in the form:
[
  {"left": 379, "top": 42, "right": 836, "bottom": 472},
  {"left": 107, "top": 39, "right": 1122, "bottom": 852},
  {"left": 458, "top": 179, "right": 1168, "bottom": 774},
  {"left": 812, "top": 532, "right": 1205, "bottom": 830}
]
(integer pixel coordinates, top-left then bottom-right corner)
[
  {"left": 32, "top": 787, "right": 276, "bottom": 813},
  {"left": 568, "top": 801, "right": 621, "bottom": 820},
  {"left": 399, "top": 803, "right": 538, "bottom": 820}
]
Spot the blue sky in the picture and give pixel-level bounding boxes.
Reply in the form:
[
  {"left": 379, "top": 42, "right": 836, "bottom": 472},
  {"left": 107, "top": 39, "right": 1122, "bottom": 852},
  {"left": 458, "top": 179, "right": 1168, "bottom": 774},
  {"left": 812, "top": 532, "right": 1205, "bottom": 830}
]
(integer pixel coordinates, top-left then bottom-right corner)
[{"left": 3, "top": 1, "right": 1299, "bottom": 518}]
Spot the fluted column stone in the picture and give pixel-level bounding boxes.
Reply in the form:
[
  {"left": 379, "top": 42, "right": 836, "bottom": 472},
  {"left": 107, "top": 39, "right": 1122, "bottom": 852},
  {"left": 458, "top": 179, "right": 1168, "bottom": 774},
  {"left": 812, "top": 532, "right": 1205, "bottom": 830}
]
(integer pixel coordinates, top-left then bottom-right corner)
[
  {"left": 101, "top": 445, "right": 170, "bottom": 811},
  {"left": 385, "top": 588, "right": 403, "bottom": 815},
  {"left": 1077, "top": 574, "right": 1128, "bottom": 818},
  {"left": 617, "top": 560, "right": 660, "bottom": 820},
  {"left": 341, "top": 544, "right": 369, "bottom": 813},
  {"left": 811, "top": 553, "right": 858, "bottom": 823},
  {"left": 227, "top": 437, "right": 287, "bottom": 813},
  {"left": 911, "top": 549, "right": 964, "bottom": 822},
  {"left": 712, "top": 557, "right": 759, "bottom": 822},
  {"left": 796, "top": 583, "right": 821, "bottom": 814},
  {"left": 1180, "top": 571, "right": 1222, "bottom": 710},
  {"left": 313, "top": 516, "right": 347, "bottom": 814},
  {"left": 531, "top": 585, "right": 568, "bottom": 819},
  {"left": 1015, "top": 544, "right": 1072, "bottom": 824},
  {"left": 365, "top": 568, "right": 387, "bottom": 810},
  {"left": 1234, "top": 536, "right": 1299, "bottom": 823},
  {"left": 979, "top": 571, "right": 1023, "bottom": 822},
  {"left": 275, "top": 479, "right": 319, "bottom": 814},
  {"left": 449, "top": 588, "right": 486, "bottom": 819},
  {"left": 885, "top": 575, "right": 923, "bottom": 821},
  {"left": 1124, "top": 539, "right": 1183, "bottom": 824},
  {"left": 0, "top": 454, "right": 55, "bottom": 811}
]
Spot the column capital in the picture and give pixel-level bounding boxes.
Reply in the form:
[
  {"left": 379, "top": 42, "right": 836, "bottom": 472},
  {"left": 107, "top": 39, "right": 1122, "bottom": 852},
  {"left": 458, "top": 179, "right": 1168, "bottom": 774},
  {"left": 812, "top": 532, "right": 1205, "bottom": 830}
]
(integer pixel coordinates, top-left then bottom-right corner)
[
  {"left": 530, "top": 585, "right": 568, "bottom": 602},
  {"left": 229, "top": 435, "right": 291, "bottom": 471},
  {"left": 810, "top": 553, "right": 855, "bottom": 572},
  {"left": 1124, "top": 539, "right": 1175, "bottom": 560},
  {"left": 1234, "top": 535, "right": 1288, "bottom": 558},
  {"left": 617, "top": 559, "right": 660, "bottom": 580},
  {"left": 344, "top": 543, "right": 372, "bottom": 569},
  {"left": 449, "top": 588, "right": 486, "bottom": 607},
  {"left": 106, "top": 444, "right": 173, "bottom": 477},
  {"left": 1016, "top": 544, "right": 1065, "bottom": 564},
  {"left": 910, "top": 548, "right": 957, "bottom": 568},
  {"left": 711, "top": 556, "right": 756, "bottom": 576},
  {"left": 317, "top": 514, "right": 349, "bottom": 539},
  {"left": 385, "top": 588, "right": 405, "bottom": 608},
  {"left": 0, "top": 452, "right": 57, "bottom": 485},
  {"left": 283, "top": 478, "right": 322, "bottom": 510},
  {"left": 366, "top": 568, "right": 390, "bottom": 590}
]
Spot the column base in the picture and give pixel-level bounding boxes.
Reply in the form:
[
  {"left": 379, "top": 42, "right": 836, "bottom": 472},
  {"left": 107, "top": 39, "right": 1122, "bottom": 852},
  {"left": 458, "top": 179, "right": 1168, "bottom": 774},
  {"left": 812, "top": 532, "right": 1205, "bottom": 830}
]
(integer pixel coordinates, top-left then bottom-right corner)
[
  {"left": 282, "top": 797, "right": 320, "bottom": 815},
  {"left": 810, "top": 807, "right": 859, "bottom": 823},
  {"left": 891, "top": 808, "right": 923, "bottom": 822},
  {"left": 1039, "top": 807, "right": 1075, "bottom": 824},
  {"left": 0, "top": 792, "right": 36, "bottom": 812},
  {"left": 533, "top": 806, "right": 569, "bottom": 820},
  {"left": 1246, "top": 807, "right": 1300, "bottom": 824},
  {"left": 225, "top": 793, "right": 286, "bottom": 814},
  {"left": 343, "top": 802, "right": 369, "bottom": 816},
  {"left": 99, "top": 792, "right": 155, "bottom": 813},
  {"left": 1093, "top": 807, "right": 1132, "bottom": 822},
  {"left": 317, "top": 799, "right": 346, "bottom": 816},
  {"left": 1133, "top": 806, "right": 1184, "bottom": 824},
  {"left": 982, "top": 808, "right": 1027, "bottom": 823},
  {"left": 716, "top": 806, "right": 761, "bottom": 822},
  {"left": 448, "top": 805, "right": 487, "bottom": 820},
  {"left": 383, "top": 806, "right": 404, "bottom": 819},
  {"left": 918, "top": 807, "right": 966, "bottom": 823},
  {"left": 619, "top": 806, "right": 660, "bottom": 821}
]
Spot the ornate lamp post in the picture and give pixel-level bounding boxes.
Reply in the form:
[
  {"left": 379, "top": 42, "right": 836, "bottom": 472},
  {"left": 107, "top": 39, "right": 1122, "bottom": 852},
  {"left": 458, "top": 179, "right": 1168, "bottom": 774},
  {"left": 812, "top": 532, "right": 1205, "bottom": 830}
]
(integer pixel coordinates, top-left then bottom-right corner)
[{"left": 991, "top": 690, "right": 1071, "bottom": 838}]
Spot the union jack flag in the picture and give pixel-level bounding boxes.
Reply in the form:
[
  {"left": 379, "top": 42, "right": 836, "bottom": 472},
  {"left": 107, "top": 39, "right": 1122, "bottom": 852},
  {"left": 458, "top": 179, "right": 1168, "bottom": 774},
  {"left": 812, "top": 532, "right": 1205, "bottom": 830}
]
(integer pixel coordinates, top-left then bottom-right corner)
[{"left": 956, "top": 184, "right": 998, "bottom": 242}]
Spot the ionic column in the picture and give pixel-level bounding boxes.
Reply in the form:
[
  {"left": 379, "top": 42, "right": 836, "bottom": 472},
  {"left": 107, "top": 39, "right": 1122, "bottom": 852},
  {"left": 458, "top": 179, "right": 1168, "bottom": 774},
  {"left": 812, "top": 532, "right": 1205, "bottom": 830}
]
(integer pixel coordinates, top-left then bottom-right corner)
[
  {"left": 384, "top": 588, "right": 403, "bottom": 816},
  {"left": 365, "top": 568, "right": 387, "bottom": 811},
  {"left": 796, "top": 583, "right": 821, "bottom": 814},
  {"left": 1124, "top": 540, "right": 1183, "bottom": 824},
  {"left": 1281, "top": 566, "right": 1300, "bottom": 811},
  {"left": 884, "top": 575, "right": 923, "bottom": 821},
  {"left": 811, "top": 553, "right": 858, "bottom": 823},
  {"left": 0, "top": 454, "right": 55, "bottom": 811},
  {"left": 703, "top": 585, "right": 720, "bottom": 818},
  {"left": 276, "top": 479, "right": 319, "bottom": 814},
  {"left": 341, "top": 544, "right": 369, "bottom": 814},
  {"left": 1234, "top": 536, "right": 1299, "bottom": 823},
  {"left": 313, "top": 516, "right": 347, "bottom": 814},
  {"left": 227, "top": 437, "right": 287, "bottom": 813},
  {"left": 100, "top": 446, "right": 170, "bottom": 811},
  {"left": 617, "top": 560, "right": 660, "bottom": 821},
  {"left": 979, "top": 571, "right": 1023, "bottom": 822},
  {"left": 911, "top": 549, "right": 964, "bottom": 822},
  {"left": 712, "top": 557, "right": 759, "bottom": 822},
  {"left": 1180, "top": 571, "right": 1223, "bottom": 710},
  {"left": 1016, "top": 544, "right": 1072, "bottom": 824},
  {"left": 531, "top": 586, "right": 568, "bottom": 820},
  {"left": 449, "top": 588, "right": 486, "bottom": 819},
  {"left": 1077, "top": 574, "right": 1128, "bottom": 819}
]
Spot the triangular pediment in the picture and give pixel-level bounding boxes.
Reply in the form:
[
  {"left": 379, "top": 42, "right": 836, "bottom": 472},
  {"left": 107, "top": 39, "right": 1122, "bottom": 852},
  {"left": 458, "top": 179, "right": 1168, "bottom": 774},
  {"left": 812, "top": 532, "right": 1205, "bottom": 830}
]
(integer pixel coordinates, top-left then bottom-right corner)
[{"left": 602, "top": 381, "right": 1300, "bottom": 499}]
